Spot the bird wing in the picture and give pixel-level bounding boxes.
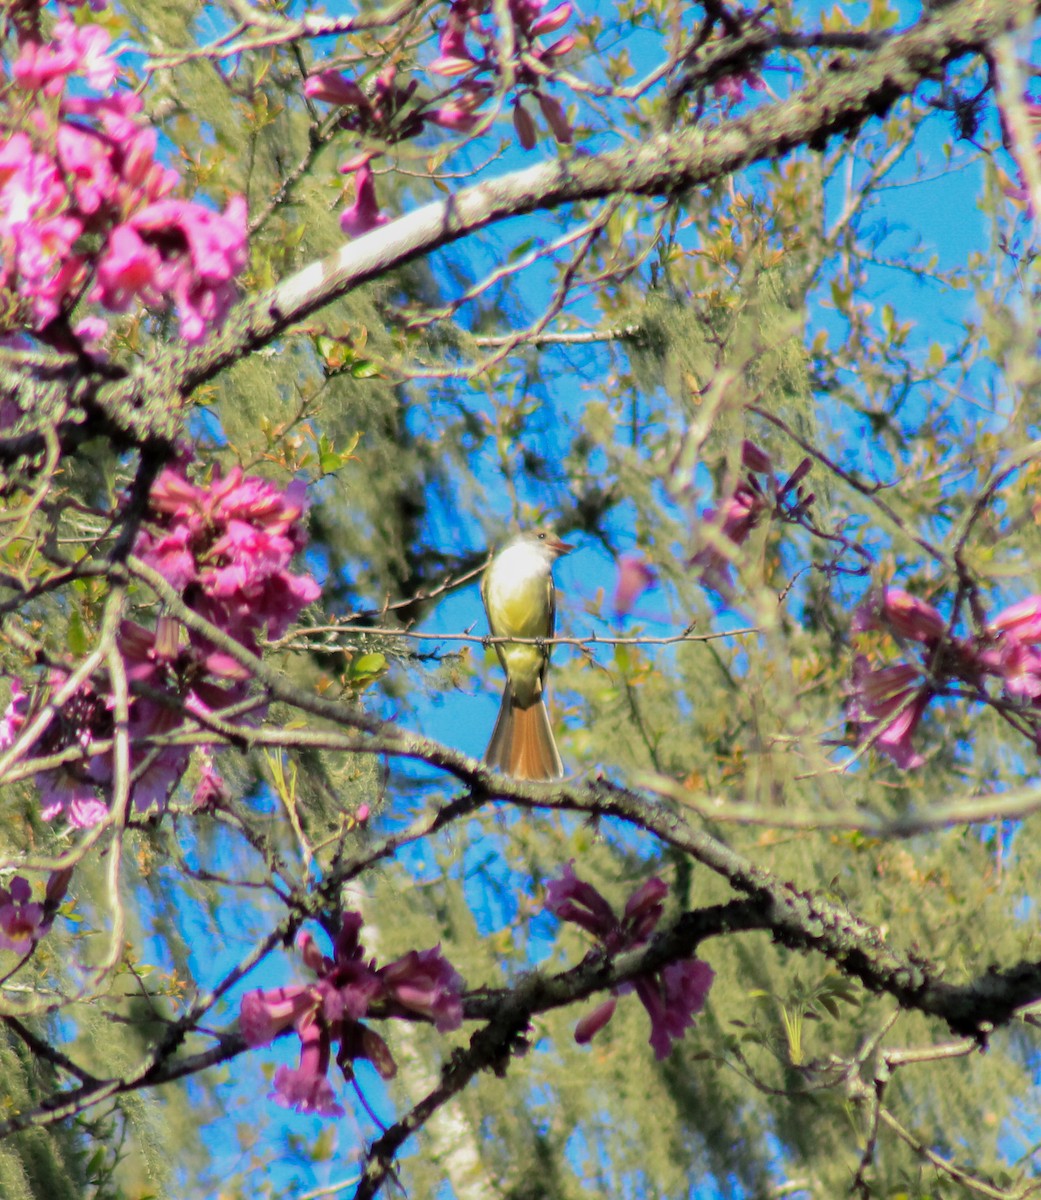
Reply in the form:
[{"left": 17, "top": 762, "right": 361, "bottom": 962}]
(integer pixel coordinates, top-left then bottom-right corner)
[
  {"left": 539, "top": 569, "right": 556, "bottom": 692},
  {"left": 481, "top": 564, "right": 510, "bottom": 675}
]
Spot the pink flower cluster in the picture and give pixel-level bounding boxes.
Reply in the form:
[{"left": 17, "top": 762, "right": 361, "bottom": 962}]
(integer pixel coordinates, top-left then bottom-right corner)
[
  {"left": 0, "top": 465, "right": 319, "bottom": 826},
  {"left": 304, "top": 0, "right": 575, "bottom": 235},
  {"left": 691, "top": 440, "right": 812, "bottom": 592},
  {"left": 545, "top": 862, "right": 714, "bottom": 1060},
  {"left": 239, "top": 912, "right": 465, "bottom": 1117},
  {"left": 1, "top": 9, "right": 247, "bottom": 346},
  {"left": 432, "top": 0, "right": 575, "bottom": 149},
  {"left": 303, "top": 67, "right": 423, "bottom": 237},
  {"left": 135, "top": 466, "right": 321, "bottom": 658},
  {"left": 849, "top": 587, "right": 1041, "bottom": 769}
]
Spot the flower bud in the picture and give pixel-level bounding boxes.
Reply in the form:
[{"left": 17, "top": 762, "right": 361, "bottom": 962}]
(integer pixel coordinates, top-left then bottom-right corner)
[{"left": 513, "top": 100, "right": 537, "bottom": 149}]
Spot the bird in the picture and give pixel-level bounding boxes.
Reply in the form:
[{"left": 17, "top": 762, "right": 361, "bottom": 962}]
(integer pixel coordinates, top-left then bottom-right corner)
[{"left": 481, "top": 528, "right": 573, "bottom": 780}]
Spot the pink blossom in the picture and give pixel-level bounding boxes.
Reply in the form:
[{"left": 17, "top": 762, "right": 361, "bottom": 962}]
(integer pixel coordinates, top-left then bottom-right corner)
[
  {"left": 0, "top": 876, "right": 48, "bottom": 954},
  {"left": 13, "top": 17, "right": 117, "bottom": 96},
  {"left": 612, "top": 554, "right": 657, "bottom": 617},
  {"left": 545, "top": 863, "right": 713, "bottom": 1056},
  {"left": 691, "top": 482, "right": 768, "bottom": 591},
  {"left": 634, "top": 958, "right": 715, "bottom": 1060},
  {"left": 622, "top": 875, "right": 669, "bottom": 943},
  {"left": 0, "top": 680, "right": 28, "bottom": 750},
  {"left": 270, "top": 1020, "right": 345, "bottom": 1118},
  {"left": 303, "top": 71, "right": 367, "bottom": 107},
  {"left": 545, "top": 860, "right": 622, "bottom": 945},
  {"left": 977, "top": 595, "right": 1041, "bottom": 700},
  {"left": 379, "top": 946, "right": 465, "bottom": 1032},
  {"left": 93, "top": 224, "right": 163, "bottom": 311},
  {"left": 192, "top": 754, "right": 228, "bottom": 810},
  {"left": 74, "top": 315, "right": 108, "bottom": 353},
  {"left": 853, "top": 587, "right": 947, "bottom": 645},
  {"left": 541, "top": 34, "right": 576, "bottom": 58},
  {"left": 430, "top": 53, "right": 480, "bottom": 76},
  {"left": 339, "top": 162, "right": 390, "bottom": 239},
  {"left": 240, "top": 911, "right": 465, "bottom": 1117},
  {"left": 38, "top": 772, "right": 110, "bottom": 828},
  {"left": 848, "top": 656, "right": 929, "bottom": 770},
  {"left": 134, "top": 466, "right": 319, "bottom": 648},
  {"left": 122, "top": 195, "right": 248, "bottom": 341},
  {"left": 56, "top": 124, "right": 116, "bottom": 217},
  {"left": 530, "top": 2, "right": 573, "bottom": 36},
  {"left": 990, "top": 596, "right": 1041, "bottom": 642},
  {"left": 430, "top": 5, "right": 481, "bottom": 74},
  {"left": 712, "top": 70, "right": 765, "bottom": 103},
  {"left": 240, "top": 985, "right": 315, "bottom": 1047},
  {"left": 0, "top": 141, "right": 65, "bottom": 226},
  {"left": 429, "top": 100, "right": 484, "bottom": 132}
]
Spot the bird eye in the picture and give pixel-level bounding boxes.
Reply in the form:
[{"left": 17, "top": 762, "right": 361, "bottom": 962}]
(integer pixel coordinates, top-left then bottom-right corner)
[{"left": 537, "top": 532, "right": 546, "bottom": 540}]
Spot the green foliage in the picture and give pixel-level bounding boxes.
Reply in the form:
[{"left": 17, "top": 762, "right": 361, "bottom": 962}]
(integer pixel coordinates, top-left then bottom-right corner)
[{"left": 4, "top": 1, "right": 1041, "bottom": 1199}]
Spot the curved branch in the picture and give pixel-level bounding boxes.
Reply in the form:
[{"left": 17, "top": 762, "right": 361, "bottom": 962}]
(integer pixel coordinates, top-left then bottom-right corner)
[{"left": 75, "top": 0, "right": 1029, "bottom": 448}]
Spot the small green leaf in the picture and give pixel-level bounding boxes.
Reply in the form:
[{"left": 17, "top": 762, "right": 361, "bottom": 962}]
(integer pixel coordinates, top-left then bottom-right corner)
[
  {"left": 349, "top": 652, "right": 387, "bottom": 685},
  {"left": 67, "top": 609, "right": 88, "bottom": 656}
]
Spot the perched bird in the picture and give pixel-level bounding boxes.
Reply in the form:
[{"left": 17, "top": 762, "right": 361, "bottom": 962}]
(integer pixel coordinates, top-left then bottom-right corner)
[{"left": 481, "top": 528, "right": 573, "bottom": 780}]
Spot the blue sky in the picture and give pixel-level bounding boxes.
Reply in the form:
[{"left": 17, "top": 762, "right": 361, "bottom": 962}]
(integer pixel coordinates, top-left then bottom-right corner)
[{"left": 180, "top": 0, "right": 1014, "bottom": 1194}]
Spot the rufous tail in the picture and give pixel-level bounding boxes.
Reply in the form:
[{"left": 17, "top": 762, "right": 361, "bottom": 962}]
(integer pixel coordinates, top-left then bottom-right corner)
[{"left": 484, "top": 684, "right": 564, "bottom": 780}]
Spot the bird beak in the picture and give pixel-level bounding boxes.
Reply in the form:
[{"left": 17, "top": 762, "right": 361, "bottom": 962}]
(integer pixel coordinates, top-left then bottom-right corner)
[{"left": 550, "top": 536, "right": 574, "bottom": 556}]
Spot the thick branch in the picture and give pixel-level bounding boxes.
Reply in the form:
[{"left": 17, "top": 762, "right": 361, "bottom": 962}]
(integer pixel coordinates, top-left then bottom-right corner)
[{"left": 82, "top": 0, "right": 1031, "bottom": 440}]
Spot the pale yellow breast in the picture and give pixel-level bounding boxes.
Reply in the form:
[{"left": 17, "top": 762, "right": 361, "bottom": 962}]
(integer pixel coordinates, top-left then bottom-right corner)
[{"left": 483, "top": 543, "right": 553, "bottom": 639}]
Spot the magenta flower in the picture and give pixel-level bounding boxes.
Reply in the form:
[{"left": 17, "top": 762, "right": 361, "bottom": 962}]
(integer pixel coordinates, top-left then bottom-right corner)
[
  {"left": 977, "top": 595, "right": 1041, "bottom": 700},
  {"left": 239, "top": 912, "right": 465, "bottom": 1117},
  {"left": 632, "top": 958, "right": 715, "bottom": 1060},
  {"left": 612, "top": 554, "right": 657, "bottom": 618},
  {"left": 192, "top": 754, "right": 228, "bottom": 810},
  {"left": 530, "top": 2, "right": 573, "bottom": 36},
  {"left": 848, "top": 656, "right": 930, "bottom": 770},
  {"left": 339, "top": 162, "right": 390, "bottom": 239},
  {"left": 0, "top": 680, "right": 28, "bottom": 750},
  {"left": 271, "top": 1020, "right": 345, "bottom": 1118},
  {"left": 240, "top": 985, "right": 315, "bottom": 1048},
  {"left": 93, "top": 224, "right": 164, "bottom": 312},
  {"left": 13, "top": 17, "right": 117, "bottom": 96},
  {"left": 134, "top": 466, "right": 319, "bottom": 648},
  {"left": 0, "top": 877, "right": 49, "bottom": 954},
  {"left": 303, "top": 71, "right": 368, "bottom": 107},
  {"left": 379, "top": 946, "right": 465, "bottom": 1032},
  {"left": 427, "top": 0, "right": 574, "bottom": 136},
  {"left": 691, "top": 482, "right": 768, "bottom": 591},
  {"left": 574, "top": 997, "right": 617, "bottom": 1044},
  {"left": 0, "top": 7, "right": 243, "bottom": 347},
  {"left": 115, "top": 195, "right": 249, "bottom": 342},
  {"left": 853, "top": 587, "right": 947, "bottom": 645},
  {"left": 990, "top": 595, "right": 1041, "bottom": 643},
  {"left": 430, "top": 0, "right": 484, "bottom": 74},
  {"left": 712, "top": 70, "right": 765, "bottom": 103},
  {"left": 546, "top": 863, "right": 713, "bottom": 1059},
  {"left": 429, "top": 91, "right": 489, "bottom": 133},
  {"left": 12, "top": 462, "right": 317, "bottom": 828},
  {"left": 37, "top": 773, "right": 110, "bottom": 829}
]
